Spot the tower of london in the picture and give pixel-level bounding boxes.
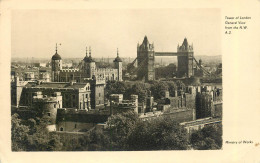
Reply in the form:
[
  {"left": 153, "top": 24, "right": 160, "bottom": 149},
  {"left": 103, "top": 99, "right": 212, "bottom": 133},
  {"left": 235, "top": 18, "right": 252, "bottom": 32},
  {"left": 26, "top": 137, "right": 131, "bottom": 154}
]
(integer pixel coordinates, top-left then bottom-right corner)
[{"left": 51, "top": 45, "right": 123, "bottom": 83}]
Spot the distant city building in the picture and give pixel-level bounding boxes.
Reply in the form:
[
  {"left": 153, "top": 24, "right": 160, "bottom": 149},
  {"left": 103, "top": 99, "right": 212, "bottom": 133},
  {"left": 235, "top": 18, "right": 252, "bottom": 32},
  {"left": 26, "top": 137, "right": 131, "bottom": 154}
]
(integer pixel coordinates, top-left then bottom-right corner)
[
  {"left": 11, "top": 66, "right": 51, "bottom": 82},
  {"left": 39, "top": 70, "right": 51, "bottom": 82}
]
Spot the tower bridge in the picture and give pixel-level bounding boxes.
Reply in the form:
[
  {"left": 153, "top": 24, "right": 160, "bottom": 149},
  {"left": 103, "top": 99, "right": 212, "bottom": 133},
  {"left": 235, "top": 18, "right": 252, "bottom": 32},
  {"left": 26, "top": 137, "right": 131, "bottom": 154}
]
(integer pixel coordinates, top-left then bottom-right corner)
[
  {"left": 135, "top": 36, "right": 195, "bottom": 81},
  {"left": 154, "top": 52, "right": 185, "bottom": 56}
]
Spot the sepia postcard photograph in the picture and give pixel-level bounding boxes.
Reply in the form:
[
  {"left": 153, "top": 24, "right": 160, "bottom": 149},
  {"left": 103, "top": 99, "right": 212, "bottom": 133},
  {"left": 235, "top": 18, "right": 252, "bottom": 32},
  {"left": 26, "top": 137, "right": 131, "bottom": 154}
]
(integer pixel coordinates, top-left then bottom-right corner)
[
  {"left": 10, "top": 9, "right": 222, "bottom": 151},
  {"left": 0, "top": 0, "right": 260, "bottom": 162}
]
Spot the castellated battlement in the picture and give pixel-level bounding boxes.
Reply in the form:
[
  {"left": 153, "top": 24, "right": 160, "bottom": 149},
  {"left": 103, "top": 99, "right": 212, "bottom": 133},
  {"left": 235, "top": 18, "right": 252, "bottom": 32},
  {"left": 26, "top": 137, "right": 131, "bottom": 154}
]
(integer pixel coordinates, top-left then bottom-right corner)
[
  {"left": 31, "top": 91, "right": 63, "bottom": 128},
  {"left": 32, "top": 91, "right": 62, "bottom": 109},
  {"left": 33, "top": 91, "right": 62, "bottom": 103},
  {"left": 57, "top": 108, "right": 110, "bottom": 116},
  {"left": 33, "top": 96, "right": 60, "bottom": 103},
  {"left": 83, "top": 77, "right": 105, "bottom": 85},
  {"left": 95, "top": 68, "right": 118, "bottom": 72},
  {"left": 60, "top": 69, "right": 79, "bottom": 72},
  {"left": 109, "top": 94, "right": 138, "bottom": 114},
  {"left": 110, "top": 100, "right": 136, "bottom": 107},
  {"left": 28, "top": 87, "right": 75, "bottom": 90}
]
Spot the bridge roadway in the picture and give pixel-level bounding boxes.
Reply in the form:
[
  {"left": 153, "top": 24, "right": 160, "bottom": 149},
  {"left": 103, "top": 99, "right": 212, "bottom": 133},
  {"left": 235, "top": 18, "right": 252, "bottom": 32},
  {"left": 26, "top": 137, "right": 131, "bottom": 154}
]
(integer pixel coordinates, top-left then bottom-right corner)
[{"left": 154, "top": 52, "right": 187, "bottom": 57}]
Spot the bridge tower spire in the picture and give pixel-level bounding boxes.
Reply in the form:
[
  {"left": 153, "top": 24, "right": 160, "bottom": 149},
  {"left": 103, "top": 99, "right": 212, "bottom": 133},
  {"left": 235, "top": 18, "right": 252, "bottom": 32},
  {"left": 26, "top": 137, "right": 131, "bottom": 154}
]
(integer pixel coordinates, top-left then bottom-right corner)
[
  {"left": 137, "top": 36, "right": 155, "bottom": 81},
  {"left": 177, "top": 37, "right": 194, "bottom": 78}
]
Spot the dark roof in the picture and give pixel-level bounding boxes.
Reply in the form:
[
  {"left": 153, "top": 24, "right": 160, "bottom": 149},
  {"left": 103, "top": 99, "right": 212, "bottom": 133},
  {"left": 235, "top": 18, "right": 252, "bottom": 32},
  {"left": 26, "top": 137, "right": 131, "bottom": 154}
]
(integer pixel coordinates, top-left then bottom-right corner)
[
  {"left": 56, "top": 109, "right": 109, "bottom": 123},
  {"left": 138, "top": 35, "right": 154, "bottom": 51},
  {"left": 141, "top": 35, "right": 150, "bottom": 48},
  {"left": 83, "top": 56, "right": 89, "bottom": 62},
  {"left": 84, "top": 56, "right": 95, "bottom": 63},
  {"left": 113, "top": 48, "right": 122, "bottom": 62},
  {"left": 143, "top": 36, "right": 149, "bottom": 45},
  {"left": 189, "top": 77, "right": 201, "bottom": 86},
  {"left": 52, "top": 52, "right": 62, "bottom": 60},
  {"left": 25, "top": 82, "right": 89, "bottom": 89},
  {"left": 114, "top": 56, "right": 122, "bottom": 62},
  {"left": 182, "top": 38, "right": 188, "bottom": 47}
]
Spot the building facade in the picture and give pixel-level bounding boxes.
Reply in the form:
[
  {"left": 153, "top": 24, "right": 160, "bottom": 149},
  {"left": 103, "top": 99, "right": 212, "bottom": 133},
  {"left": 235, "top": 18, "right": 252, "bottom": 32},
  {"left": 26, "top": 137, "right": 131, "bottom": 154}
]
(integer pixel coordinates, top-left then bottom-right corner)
[
  {"left": 51, "top": 46, "right": 123, "bottom": 83},
  {"left": 22, "top": 82, "right": 92, "bottom": 110}
]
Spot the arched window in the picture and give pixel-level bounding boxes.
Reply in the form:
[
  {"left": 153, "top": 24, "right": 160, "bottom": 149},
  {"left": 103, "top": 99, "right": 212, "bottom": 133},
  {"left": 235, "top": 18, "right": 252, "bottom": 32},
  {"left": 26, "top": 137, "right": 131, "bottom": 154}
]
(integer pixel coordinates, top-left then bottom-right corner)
[{"left": 60, "top": 127, "right": 63, "bottom": 131}]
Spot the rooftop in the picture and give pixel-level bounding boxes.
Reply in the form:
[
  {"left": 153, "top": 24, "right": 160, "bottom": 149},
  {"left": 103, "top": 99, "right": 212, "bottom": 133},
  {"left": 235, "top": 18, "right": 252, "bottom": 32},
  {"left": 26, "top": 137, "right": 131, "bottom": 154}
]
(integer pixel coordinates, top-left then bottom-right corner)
[
  {"left": 52, "top": 52, "right": 62, "bottom": 60},
  {"left": 25, "top": 82, "right": 89, "bottom": 89},
  {"left": 52, "top": 44, "right": 62, "bottom": 60},
  {"left": 180, "top": 117, "right": 222, "bottom": 127}
]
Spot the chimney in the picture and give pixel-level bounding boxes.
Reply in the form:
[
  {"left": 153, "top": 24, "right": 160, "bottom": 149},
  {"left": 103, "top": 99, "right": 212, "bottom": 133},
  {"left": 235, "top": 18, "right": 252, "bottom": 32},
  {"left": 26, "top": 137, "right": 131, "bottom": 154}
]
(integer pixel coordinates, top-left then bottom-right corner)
[
  {"left": 70, "top": 81, "right": 74, "bottom": 86},
  {"left": 37, "top": 80, "right": 42, "bottom": 85}
]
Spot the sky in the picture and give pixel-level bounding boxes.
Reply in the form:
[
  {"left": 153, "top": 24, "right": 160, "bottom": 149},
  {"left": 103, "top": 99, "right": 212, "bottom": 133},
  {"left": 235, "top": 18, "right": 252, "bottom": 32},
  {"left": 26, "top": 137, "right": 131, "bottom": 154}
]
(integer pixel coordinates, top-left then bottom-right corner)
[{"left": 12, "top": 9, "right": 221, "bottom": 59}]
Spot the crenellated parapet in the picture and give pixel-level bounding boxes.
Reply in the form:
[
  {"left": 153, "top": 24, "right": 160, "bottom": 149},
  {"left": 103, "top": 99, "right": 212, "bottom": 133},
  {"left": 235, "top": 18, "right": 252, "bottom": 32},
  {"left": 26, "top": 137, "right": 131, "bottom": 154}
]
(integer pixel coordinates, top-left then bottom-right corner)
[
  {"left": 109, "top": 94, "right": 138, "bottom": 114},
  {"left": 60, "top": 69, "right": 79, "bottom": 73},
  {"left": 95, "top": 68, "right": 117, "bottom": 73},
  {"left": 33, "top": 91, "right": 62, "bottom": 103}
]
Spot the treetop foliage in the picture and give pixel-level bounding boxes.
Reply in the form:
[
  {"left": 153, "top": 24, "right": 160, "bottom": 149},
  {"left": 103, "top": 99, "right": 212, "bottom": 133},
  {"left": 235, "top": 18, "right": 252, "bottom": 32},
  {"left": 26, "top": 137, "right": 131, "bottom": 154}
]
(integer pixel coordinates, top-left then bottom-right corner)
[{"left": 105, "top": 80, "right": 186, "bottom": 103}]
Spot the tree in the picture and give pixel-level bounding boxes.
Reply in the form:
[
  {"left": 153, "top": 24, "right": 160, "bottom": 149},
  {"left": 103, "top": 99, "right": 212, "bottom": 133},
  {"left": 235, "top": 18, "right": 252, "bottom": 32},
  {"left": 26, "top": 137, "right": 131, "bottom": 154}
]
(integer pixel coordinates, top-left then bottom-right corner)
[
  {"left": 26, "top": 116, "right": 63, "bottom": 151},
  {"left": 150, "top": 81, "right": 169, "bottom": 100},
  {"left": 106, "top": 110, "right": 139, "bottom": 150},
  {"left": 155, "top": 63, "right": 177, "bottom": 79},
  {"left": 105, "top": 81, "right": 130, "bottom": 99},
  {"left": 190, "top": 123, "right": 222, "bottom": 150},
  {"left": 126, "top": 116, "right": 190, "bottom": 150},
  {"left": 125, "top": 82, "right": 149, "bottom": 103},
  {"left": 166, "top": 81, "right": 177, "bottom": 97},
  {"left": 11, "top": 114, "right": 63, "bottom": 151},
  {"left": 87, "top": 128, "right": 112, "bottom": 151},
  {"left": 11, "top": 113, "right": 30, "bottom": 151},
  {"left": 59, "top": 133, "right": 91, "bottom": 151}
]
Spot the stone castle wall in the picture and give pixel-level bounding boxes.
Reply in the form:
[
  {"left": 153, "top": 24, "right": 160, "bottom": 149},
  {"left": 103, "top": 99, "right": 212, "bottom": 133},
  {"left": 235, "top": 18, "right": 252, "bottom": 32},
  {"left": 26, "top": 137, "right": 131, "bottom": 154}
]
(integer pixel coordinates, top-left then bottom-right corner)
[{"left": 140, "top": 108, "right": 195, "bottom": 123}]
